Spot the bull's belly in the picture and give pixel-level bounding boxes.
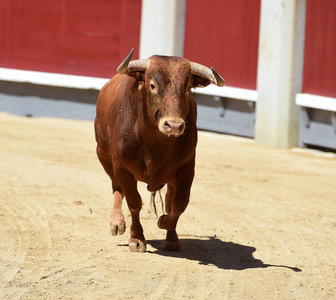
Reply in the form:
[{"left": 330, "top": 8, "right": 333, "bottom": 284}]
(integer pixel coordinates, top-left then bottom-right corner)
[
  {"left": 120, "top": 155, "right": 192, "bottom": 192},
  {"left": 135, "top": 173, "right": 169, "bottom": 192}
]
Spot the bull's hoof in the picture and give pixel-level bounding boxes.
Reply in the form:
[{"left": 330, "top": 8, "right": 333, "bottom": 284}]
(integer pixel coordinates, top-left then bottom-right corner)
[
  {"left": 110, "top": 210, "right": 126, "bottom": 236},
  {"left": 110, "top": 222, "right": 126, "bottom": 236},
  {"left": 164, "top": 240, "right": 181, "bottom": 251},
  {"left": 129, "top": 238, "right": 146, "bottom": 253},
  {"left": 164, "top": 230, "right": 180, "bottom": 251}
]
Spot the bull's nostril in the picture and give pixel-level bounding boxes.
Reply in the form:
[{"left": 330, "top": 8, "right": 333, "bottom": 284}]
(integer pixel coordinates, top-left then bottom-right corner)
[
  {"left": 178, "top": 123, "right": 184, "bottom": 132},
  {"left": 161, "top": 119, "right": 185, "bottom": 135},
  {"left": 164, "top": 121, "right": 171, "bottom": 130}
]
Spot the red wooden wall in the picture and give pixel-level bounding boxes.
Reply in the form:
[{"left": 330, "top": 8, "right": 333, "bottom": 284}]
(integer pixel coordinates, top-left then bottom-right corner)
[
  {"left": 0, "top": 0, "right": 141, "bottom": 78},
  {"left": 184, "top": 0, "right": 261, "bottom": 90},
  {"left": 302, "top": 0, "right": 336, "bottom": 98}
]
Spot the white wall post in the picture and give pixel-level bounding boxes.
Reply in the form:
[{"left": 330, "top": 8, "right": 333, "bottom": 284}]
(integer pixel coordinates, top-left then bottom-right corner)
[
  {"left": 139, "top": 0, "right": 186, "bottom": 59},
  {"left": 255, "top": 0, "right": 306, "bottom": 148}
]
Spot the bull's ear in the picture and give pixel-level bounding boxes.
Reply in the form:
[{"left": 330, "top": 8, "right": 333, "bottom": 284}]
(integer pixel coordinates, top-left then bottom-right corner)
[
  {"left": 130, "top": 72, "right": 145, "bottom": 93},
  {"left": 127, "top": 71, "right": 145, "bottom": 81},
  {"left": 192, "top": 75, "right": 211, "bottom": 88},
  {"left": 131, "top": 80, "right": 144, "bottom": 93}
]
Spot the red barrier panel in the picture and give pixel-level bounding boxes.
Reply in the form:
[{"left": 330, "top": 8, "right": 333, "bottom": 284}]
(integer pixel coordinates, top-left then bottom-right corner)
[
  {"left": 184, "top": 0, "right": 261, "bottom": 90},
  {"left": 302, "top": 0, "right": 336, "bottom": 98},
  {"left": 0, "top": 0, "right": 141, "bottom": 78}
]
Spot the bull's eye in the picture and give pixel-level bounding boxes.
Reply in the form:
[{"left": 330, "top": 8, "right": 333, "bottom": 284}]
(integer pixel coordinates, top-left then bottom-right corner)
[{"left": 149, "top": 80, "right": 157, "bottom": 92}]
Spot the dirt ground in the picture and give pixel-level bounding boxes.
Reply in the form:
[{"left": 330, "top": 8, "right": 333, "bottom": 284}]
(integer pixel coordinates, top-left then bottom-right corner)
[{"left": 0, "top": 111, "right": 335, "bottom": 299}]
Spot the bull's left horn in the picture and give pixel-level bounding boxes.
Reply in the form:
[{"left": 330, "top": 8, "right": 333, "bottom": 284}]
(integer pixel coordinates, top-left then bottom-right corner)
[
  {"left": 190, "top": 62, "right": 225, "bottom": 87},
  {"left": 117, "top": 48, "right": 150, "bottom": 74}
]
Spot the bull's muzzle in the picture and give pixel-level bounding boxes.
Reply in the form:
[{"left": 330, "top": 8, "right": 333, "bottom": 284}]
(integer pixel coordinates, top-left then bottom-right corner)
[{"left": 159, "top": 117, "right": 185, "bottom": 137}]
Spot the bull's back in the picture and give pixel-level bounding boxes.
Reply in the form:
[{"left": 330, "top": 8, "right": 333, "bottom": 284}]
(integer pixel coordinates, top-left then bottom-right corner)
[
  {"left": 96, "top": 75, "right": 129, "bottom": 122},
  {"left": 95, "top": 74, "right": 136, "bottom": 145}
]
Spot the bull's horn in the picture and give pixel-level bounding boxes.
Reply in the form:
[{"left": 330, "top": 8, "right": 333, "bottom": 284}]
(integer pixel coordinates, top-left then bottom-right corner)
[
  {"left": 117, "top": 48, "right": 150, "bottom": 74},
  {"left": 190, "top": 62, "right": 225, "bottom": 87}
]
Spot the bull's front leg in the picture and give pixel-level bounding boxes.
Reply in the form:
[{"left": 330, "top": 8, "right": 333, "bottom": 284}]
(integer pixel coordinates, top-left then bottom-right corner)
[
  {"left": 95, "top": 143, "right": 126, "bottom": 236},
  {"left": 110, "top": 187, "right": 126, "bottom": 236},
  {"left": 157, "top": 160, "right": 195, "bottom": 251},
  {"left": 115, "top": 167, "right": 146, "bottom": 252}
]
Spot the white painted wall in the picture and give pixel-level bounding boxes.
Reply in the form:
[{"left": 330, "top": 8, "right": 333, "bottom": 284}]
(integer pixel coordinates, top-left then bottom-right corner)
[
  {"left": 139, "top": 0, "right": 186, "bottom": 58},
  {"left": 255, "top": 0, "right": 306, "bottom": 148}
]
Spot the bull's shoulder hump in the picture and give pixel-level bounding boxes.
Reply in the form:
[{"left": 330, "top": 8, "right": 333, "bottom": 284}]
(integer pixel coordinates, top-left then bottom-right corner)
[{"left": 102, "top": 74, "right": 135, "bottom": 91}]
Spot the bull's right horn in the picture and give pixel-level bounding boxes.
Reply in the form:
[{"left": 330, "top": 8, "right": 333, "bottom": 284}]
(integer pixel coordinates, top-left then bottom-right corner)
[{"left": 117, "top": 48, "right": 150, "bottom": 74}]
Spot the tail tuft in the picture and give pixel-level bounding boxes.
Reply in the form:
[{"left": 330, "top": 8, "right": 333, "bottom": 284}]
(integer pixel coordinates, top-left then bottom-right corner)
[{"left": 150, "top": 190, "right": 164, "bottom": 216}]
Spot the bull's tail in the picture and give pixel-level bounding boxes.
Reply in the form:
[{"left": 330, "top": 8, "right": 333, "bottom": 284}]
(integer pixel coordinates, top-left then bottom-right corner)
[{"left": 150, "top": 190, "right": 164, "bottom": 217}]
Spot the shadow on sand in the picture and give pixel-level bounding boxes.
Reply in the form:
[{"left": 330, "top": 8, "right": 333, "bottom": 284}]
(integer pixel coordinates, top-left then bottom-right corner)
[{"left": 146, "top": 236, "right": 301, "bottom": 272}]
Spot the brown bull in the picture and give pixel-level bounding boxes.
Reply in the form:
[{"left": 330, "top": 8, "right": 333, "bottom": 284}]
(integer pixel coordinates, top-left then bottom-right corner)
[{"left": 94, "top": 49, "right": 224, "bottom": 252}]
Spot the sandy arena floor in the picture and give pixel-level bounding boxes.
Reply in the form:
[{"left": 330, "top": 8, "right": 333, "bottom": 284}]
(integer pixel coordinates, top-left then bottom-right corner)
[{"left": 0, "top": 112, "right": 335, "bottom": 299}]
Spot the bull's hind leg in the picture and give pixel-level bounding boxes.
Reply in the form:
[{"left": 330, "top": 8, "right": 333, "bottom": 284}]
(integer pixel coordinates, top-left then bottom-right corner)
[
  {"left": 158, "top": 161, "right": 195, "bottom": 251},
  {"left": 96, "top": 144, "right": 126, "bottom": 236},
  {"left": 161, "top": 184, "right": 180, "bottom": 250},
  {"left": 164, "top": 183, "right": 174, "bottom": 215}
]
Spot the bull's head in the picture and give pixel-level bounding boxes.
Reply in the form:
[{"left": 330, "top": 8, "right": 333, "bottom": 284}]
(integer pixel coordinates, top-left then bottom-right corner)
[{"left": 117, "top": 48, "right": 225, "bottom": 137}]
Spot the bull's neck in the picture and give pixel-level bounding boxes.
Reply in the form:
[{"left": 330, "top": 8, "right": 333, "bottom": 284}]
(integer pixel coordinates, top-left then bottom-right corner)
[
  {"left": 137, "top": 115, "right": 176, "bottom": 154},
  {"left": 144, "top": 123, "right": 174, "bottom": 147}
]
